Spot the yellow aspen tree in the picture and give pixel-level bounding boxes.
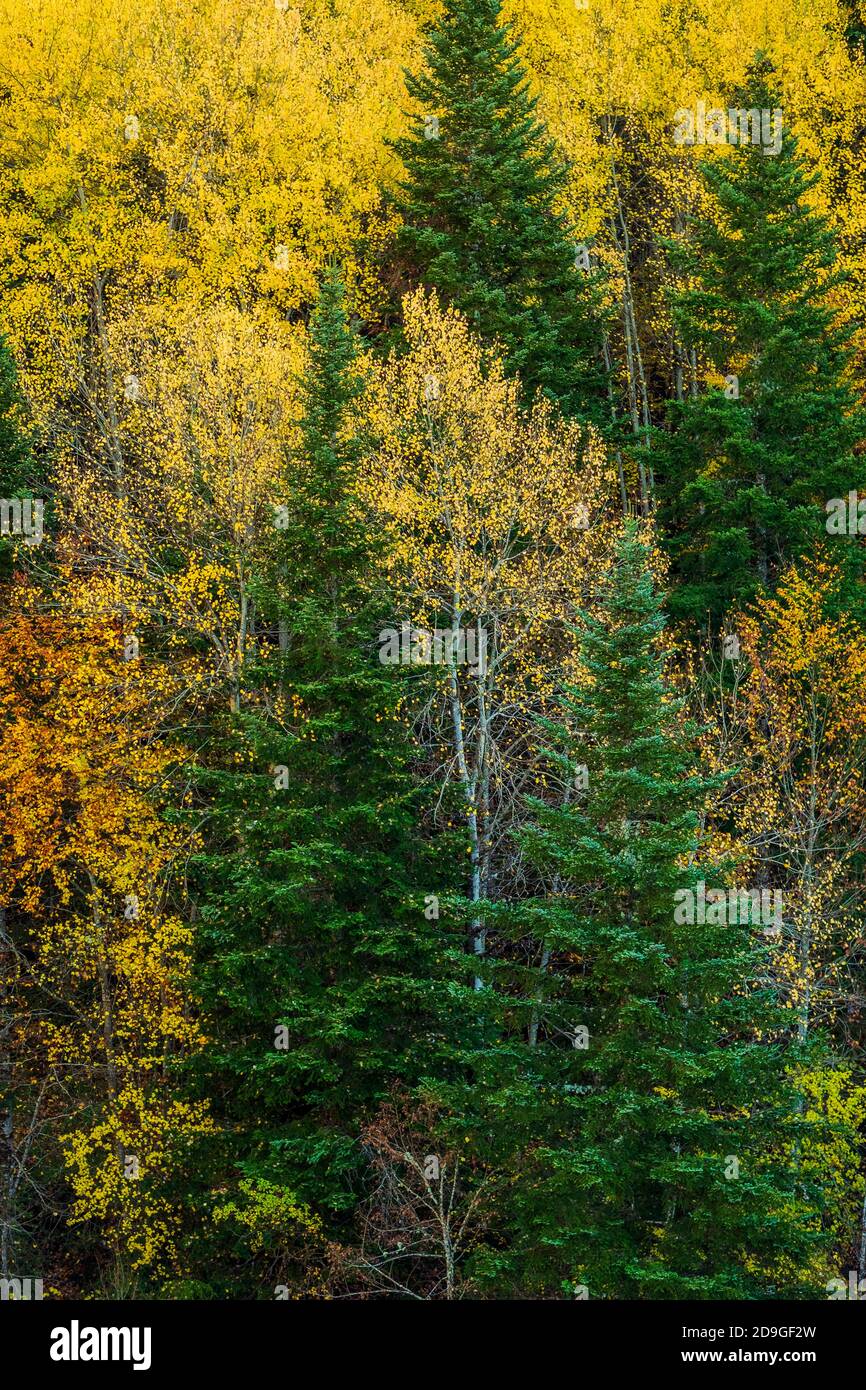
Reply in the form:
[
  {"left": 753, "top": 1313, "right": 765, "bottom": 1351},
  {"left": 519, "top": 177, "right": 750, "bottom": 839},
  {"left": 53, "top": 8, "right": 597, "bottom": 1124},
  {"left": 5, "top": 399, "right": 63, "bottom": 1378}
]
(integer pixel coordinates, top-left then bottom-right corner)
[
  {"left": 363, "top": 289, "right": 617, "bottom": 974},
  {"left": 698, "top": 557, "right": 866, "bottom": 1046},
  {"left": 55, "top": 304, "right": 300, "bottom": 713},
  {"left": 0, "top": 583, "right": 214, "bottom": 1288}
]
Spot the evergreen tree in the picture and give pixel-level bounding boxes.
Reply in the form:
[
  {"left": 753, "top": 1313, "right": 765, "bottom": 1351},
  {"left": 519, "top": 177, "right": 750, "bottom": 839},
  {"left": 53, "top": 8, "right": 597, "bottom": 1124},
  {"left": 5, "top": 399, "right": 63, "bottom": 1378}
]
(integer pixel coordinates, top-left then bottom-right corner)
[
  {"left": 0, "top": 336, "right": 36, "bottom": 578},
  {"left": 459, "top": 522, "right": 836, "bottom": 1299},
  {"left": 186, "top": 268, "right": 480, "bottom": 1265},
  {"left": 655, "top": 64, "right": 865, "bottom": 629},
  {"left": 840, "top": 0, "right": 866, "bottom": 60},
  {"left": 391, "top": 0, "right": 607, "bottom": 422}
]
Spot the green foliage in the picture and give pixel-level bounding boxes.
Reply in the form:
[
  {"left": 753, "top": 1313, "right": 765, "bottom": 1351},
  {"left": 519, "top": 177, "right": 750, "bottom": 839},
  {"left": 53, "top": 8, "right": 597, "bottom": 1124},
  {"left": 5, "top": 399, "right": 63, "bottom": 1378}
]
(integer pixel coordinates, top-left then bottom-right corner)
[
  {"left": 455, "top": 522, "right": 839, "bottom": 1299},
  {"left": 391, "top": 0, "right": 607, "bottom": 422},
  {"left": 0, "top": 336, "right": 36, "bottom": 577},
  {"left": 186, "top": 270, "right": 482, "bottom": 1273},
  {"left": 655, "top": 64, "right": 865, "bottom": 629}
]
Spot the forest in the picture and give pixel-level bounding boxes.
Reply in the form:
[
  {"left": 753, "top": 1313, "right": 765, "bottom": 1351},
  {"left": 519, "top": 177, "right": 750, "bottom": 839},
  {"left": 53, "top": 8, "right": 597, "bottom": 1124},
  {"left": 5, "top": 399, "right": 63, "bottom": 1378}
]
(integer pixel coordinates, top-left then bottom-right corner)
[{"left": 2, "top": 0, "right": 866, "bottom": 1303}]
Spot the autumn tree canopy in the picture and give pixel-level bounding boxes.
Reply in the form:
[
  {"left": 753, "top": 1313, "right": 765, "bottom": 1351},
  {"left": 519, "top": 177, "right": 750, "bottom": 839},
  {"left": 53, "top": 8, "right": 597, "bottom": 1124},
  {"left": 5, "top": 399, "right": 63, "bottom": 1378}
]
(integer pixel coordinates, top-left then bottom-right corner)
[{"left": 2, "top": 0, "right": 866, "bottom": 1313}]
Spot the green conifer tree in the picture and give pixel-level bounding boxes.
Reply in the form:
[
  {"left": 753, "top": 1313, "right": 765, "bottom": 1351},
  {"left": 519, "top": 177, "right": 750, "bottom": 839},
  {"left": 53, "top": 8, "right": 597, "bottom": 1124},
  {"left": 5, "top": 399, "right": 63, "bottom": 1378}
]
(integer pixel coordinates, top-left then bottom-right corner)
[
  {"left": 460, "top": 522, "right": 836, "bottom": 1299},
  {"left": 655, "top": 64, "right": 865, "bottom": 629},
  {"left": 0, "top": 337, "right": 36, "bottom": 578},
  {"left": 187, "top": 268, "right": 479, "bottom": 1250},
  {"left": 391, "top": 0, "right": 606, "bottom": 422}
]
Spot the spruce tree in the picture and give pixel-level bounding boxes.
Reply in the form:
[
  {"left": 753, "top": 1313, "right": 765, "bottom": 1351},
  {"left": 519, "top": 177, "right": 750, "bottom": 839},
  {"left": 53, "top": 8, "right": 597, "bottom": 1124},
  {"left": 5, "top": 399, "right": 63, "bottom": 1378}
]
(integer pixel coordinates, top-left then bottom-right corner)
[
  {"left": 460, "top": 522, "right": 835, "bottom": 1299},
  {"left": 655, "top": 64, "right": 865, "bottom": 629},
  {"left": 391, "top": 0, "right": 606, "bottom": 422},
  {"left": 841, "top": 0, "right": 866, "bottom": 60},
  {"left": 187, "top": 268, "right": 479, "bottom": 1244},
  {"left": 0, "top": 337, "right": 35, "bottom": 578}
]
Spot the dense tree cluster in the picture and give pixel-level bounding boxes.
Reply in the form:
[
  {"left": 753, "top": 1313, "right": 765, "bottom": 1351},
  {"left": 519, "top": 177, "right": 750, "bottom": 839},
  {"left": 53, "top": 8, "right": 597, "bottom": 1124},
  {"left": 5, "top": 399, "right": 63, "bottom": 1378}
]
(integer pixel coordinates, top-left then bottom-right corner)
[{"left": 2, "top": 0, "right": 866, "bottom": 1300}]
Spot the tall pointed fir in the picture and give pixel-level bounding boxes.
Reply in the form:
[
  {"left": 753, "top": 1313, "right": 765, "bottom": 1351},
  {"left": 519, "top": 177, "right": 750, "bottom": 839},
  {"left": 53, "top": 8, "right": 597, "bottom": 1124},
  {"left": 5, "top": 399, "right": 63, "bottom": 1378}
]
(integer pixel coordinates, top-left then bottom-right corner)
[
  {"left": 391, "top": 0, "right": 607, "bottom": 422},
  {"left": 187, "top": 268, "right": 479, "bottom": 1275},
  {"left": 655, "top": 62, "right": 865, "bottom": 630},
  {"left": 459, "top": 522, "right": 838, "bottom": 1299},
  {"left": 0, "top": 336, "right": 36, "bottom": 579}
]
